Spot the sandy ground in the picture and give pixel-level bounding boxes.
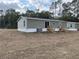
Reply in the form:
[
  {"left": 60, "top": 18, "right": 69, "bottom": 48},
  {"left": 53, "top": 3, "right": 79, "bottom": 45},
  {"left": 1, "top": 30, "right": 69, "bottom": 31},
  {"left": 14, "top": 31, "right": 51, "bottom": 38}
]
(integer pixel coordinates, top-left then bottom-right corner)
[{"left": 0, "top": 29, "right": 79, "bottom": 59}]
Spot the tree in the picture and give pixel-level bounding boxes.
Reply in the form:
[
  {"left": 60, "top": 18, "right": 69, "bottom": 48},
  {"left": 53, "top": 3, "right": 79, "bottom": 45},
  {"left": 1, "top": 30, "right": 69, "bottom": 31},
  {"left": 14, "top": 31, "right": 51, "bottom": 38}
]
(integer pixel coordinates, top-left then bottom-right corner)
[
  {"left": 62, "top": 2, "right": 72, "bottom": 16},
  {"left": 57, "top": 0, "right": 62, "bottom": 16},
  {"left": 26, "top": 10, "right": 51, "bottom": 19},
  {"left": 57, "top": 0, "right": 79, "bottom": 22},
  {"left": 37, "top": 11, "right": 51, "bottom": 19},
  {"left": 50, "top": 0, "right": 63, "bottom": 18},
  {"left": 69, "top": 0, "right": 79, "bottom": 18},
  {"left": 61, "top": 0, "right": 79, "bottom": 21},
  {"left": 26, "top": 10, "right": 36, "bottom": 17},
  {"left": 2, "top": 9, "right": 20, "bottom": 28},
  {"left": 50, "top": 1, "right": 58, "bottom": 18}
]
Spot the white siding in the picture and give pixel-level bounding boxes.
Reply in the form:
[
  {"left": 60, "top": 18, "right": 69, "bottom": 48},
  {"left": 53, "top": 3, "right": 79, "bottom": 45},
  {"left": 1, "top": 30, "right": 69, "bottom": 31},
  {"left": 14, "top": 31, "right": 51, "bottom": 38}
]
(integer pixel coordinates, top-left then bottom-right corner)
[
  {"left": 18, "top": 17, "right": 27, "bottom": 30},
  {"left": 67, "top": 22, "right": 76, "bottom": 29},
  {"left": 66, "top": 22, "right": 77, "bottom": 31},
  {"left": 27, "top": 20, "right": 45, "bottom": 28},
  {"left": 17, "top": 16, "right": 79, "bottom": 32},
  {"left": 50, "top": 21, "right": 59, "bottom": 28}
]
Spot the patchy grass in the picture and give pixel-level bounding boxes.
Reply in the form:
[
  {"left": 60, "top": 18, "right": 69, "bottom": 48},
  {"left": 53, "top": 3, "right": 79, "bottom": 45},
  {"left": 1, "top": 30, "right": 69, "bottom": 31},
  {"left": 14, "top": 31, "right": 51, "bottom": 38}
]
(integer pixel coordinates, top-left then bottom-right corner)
[{"left": 0, "top": 29, "right": 79, "bottom": 59}]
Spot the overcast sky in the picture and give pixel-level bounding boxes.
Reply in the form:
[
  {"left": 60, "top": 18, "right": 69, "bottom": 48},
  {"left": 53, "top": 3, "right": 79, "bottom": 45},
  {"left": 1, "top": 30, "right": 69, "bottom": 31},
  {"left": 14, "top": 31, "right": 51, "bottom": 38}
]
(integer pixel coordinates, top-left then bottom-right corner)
[{"left": 0, "top": 0, "right": 73, "bottom": 13}]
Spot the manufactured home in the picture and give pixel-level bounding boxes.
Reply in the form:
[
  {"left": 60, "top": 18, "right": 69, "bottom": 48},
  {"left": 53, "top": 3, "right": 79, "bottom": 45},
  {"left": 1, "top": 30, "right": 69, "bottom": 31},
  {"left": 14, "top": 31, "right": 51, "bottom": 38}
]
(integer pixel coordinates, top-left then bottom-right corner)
[{"left": 17, "top": 16, "right": 79, "bottom": 32}]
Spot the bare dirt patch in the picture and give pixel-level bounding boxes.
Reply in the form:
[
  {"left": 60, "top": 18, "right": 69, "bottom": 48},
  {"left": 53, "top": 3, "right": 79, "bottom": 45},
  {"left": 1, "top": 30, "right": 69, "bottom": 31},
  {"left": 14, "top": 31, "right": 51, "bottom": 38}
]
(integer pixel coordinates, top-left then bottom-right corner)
[{"left": 0, "top": 29, "right": 79, "bottom": 59}]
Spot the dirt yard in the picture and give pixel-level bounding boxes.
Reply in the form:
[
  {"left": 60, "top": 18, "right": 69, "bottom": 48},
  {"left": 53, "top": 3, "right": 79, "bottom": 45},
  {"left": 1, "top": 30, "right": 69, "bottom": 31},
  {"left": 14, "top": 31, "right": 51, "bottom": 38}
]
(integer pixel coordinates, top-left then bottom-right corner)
[{"left": 0, "top": 29, "right": 79, "bottom": 59}]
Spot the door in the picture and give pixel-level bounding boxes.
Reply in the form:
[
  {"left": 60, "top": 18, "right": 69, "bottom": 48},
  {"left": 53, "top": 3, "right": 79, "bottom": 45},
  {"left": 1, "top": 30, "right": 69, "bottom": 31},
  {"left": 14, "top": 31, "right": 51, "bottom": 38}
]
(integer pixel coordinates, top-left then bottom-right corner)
[{"left": 45, "top": 22, "right": 49, "bottom": 28}]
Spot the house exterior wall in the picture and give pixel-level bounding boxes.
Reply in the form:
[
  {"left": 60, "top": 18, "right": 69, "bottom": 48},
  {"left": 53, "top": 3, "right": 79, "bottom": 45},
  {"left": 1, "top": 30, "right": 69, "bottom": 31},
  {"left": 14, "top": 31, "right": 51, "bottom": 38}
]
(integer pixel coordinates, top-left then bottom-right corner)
[
  {"left": 50, "top": 21, "right": 59, "bottom": 28},
  {"left": 60, "top": 21, "right": 67, "bottom": 28},
  {"left": 17, "top": 16, "right": 79, "bottom": 32},
  {"left": 67, "top": 22, "right": 76, "bottom": 29},
  {"left": 18, "top": 17, "right": 27, "bottom": 30},
  {"left": 27, "top": 19, "right": 63, "bottom": 29},
  {"left": 66, "top": 22, "right": 78, "bottom": 31},
  {"left": 27, "top": 19, "right": 45, "bottom": 28},
  {"left": 75, "top": 22, "right": 79, "bottom": 29},
  {"left": 50, "top": 21, "right": 67, "bottom": 28}
]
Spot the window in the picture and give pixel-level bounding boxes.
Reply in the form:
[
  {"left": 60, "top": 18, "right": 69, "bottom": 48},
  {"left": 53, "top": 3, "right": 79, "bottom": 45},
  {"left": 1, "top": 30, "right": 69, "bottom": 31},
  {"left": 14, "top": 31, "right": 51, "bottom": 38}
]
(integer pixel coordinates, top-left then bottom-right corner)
[{"left": 23, "top": 20, "right": 25, "bottom": 27}]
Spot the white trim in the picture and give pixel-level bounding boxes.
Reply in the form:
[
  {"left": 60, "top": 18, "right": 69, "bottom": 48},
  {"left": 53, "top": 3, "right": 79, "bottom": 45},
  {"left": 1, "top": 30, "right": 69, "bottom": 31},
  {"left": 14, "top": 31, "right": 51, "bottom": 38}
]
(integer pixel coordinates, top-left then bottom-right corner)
[
  {"left": 18, "top": 28, "right": 78, "bottom": 32},
  {"left": 18, "top": 29, "right": 37, "bottom": 32},
  {"left": 42, "top": 28, "right": 47, "bottom": 31},
  {"left": 54, "top": 28, "right": 59, "bottom": 31},
  {"left": 66, "top": 29, "right": 77, "bottom": 31},
  {"left": 18, "top": 28, "right": 60, "bottom": 32},
  {"left": 18, "top": 28, "right": 47, "bottom": 32}
]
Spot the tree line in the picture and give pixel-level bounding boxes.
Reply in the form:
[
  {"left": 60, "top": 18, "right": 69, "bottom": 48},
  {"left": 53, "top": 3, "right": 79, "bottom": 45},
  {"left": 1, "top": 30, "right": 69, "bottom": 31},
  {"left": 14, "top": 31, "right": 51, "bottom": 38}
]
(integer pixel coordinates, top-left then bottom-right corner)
[
  {"left": 0, "top": 9, "right": 20, "bottom": 28},
  {"left": 0, "top": 9, "right": 52, "bottom": 29},
  {"left": 59, "top": 0, "right": 79, "bottom": 22}
]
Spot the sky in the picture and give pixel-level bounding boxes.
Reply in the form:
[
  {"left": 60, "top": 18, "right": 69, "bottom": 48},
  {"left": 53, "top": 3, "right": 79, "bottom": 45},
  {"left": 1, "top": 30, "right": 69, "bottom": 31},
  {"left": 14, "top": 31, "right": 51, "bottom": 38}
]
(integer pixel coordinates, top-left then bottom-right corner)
[{"left": 0, "top": 0, "right": 73, "bottom": 13}]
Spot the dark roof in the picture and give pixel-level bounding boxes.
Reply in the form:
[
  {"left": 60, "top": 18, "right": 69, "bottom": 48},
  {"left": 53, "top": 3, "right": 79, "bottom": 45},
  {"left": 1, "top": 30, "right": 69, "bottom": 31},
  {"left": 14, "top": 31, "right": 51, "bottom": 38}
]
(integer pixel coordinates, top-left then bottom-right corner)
[
  {"left": 17, "top": 16, "right": 64, "bottom": 22},
  {"left": 17, "top": 16, "right": 79, "bottom": 23}
]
